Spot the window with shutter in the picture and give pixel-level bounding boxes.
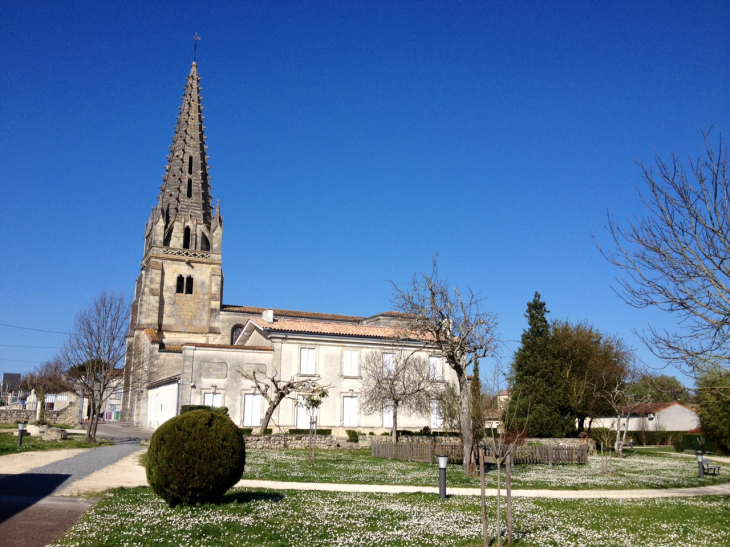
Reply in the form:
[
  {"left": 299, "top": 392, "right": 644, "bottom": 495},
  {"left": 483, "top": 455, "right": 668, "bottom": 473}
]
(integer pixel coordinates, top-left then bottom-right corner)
[
  {"left": 300, "top": 348, "right": 316, "bottom": 375},
  {"left": 243, "top": 393, "right": 262, "bottom": 426},
  {"left": 430, "top": 400, "right": 443, "bottom": 429},
  {"left": 343, "top": 350, "right": 359, "bottom": 377},
  {"left": 382, "top": 405, "right": 393, "bottom": 428},
  {"left": 429, "top": 356, "right": 443, "bottom": 380},
  {"left": 343, "top": 396, "right": 358, "bottom": 427},
  {"left": 382, "top": 353, "right": 396, "bottom": 377}
]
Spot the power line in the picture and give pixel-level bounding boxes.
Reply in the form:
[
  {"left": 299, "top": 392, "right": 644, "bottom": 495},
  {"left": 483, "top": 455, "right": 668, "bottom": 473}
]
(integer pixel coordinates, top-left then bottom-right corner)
[
  {"left": 0, "top": 357, "right": 44, "bottom": 364},
  {"left": 0, "top": 344, "right": 59, "bottom": 349},
  {"left": 0, "top": 323, "right": 73, "bottom": 335}
]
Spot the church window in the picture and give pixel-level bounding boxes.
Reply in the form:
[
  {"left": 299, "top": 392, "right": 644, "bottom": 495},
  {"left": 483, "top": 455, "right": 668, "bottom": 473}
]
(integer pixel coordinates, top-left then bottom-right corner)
[
  {"left": 176, "top": 275, "right": 184, "bottom": 294},
  {"left": 185, "top": 276, "right": 194, "bottom": 295},
  {"left": 201, "top": 233, "right": 210, "bottom": 251},
  {"left": 183, "top": 227, "right": 191, "bottom": 249},
  {"left": 187, "top": 178, "right": 192, "bottom": 198},
  {"left": 188, "top": 156, "right": 193, "bottom": 175},
  {"left": 231, "top": 325, "right": 244, "bottom": 345}
]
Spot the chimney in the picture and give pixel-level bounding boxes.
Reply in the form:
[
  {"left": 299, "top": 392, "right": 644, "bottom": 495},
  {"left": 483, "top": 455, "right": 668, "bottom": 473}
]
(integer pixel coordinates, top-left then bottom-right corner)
[{"left": 262, "top": 309, "right": 274, "bottom": 323}]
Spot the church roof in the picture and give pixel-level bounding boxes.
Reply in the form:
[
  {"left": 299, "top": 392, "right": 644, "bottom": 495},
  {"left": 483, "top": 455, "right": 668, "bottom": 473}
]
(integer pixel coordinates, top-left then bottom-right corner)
[
  {"left": 248, "top": 316, "right": 399, "bottom": 339},
  {"left": 222, "top": 304, "right": 364, "bottom": 323}
]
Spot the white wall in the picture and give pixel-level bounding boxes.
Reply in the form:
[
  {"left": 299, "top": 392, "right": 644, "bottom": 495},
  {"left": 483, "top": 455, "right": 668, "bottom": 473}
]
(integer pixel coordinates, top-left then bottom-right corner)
[{"left": 147, "top": 382, "right": 179, "bottom": 428}]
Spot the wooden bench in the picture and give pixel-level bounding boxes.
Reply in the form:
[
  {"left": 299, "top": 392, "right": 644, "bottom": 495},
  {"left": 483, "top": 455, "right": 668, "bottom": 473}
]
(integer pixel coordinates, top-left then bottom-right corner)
[{"left": 703, "top": 458, "right": 721, "bottom": 476}]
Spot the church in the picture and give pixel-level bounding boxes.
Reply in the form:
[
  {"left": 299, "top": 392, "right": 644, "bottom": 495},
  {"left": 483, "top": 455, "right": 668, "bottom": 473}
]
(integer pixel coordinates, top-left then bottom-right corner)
[{"left": 121, "top": 62, "right": 454, "bottom": 434}]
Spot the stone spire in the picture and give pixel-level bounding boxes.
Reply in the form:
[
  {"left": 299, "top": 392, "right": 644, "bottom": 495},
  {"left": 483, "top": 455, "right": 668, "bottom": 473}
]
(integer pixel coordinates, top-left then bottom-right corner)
[{"left": 158, "top": 61, "right": 212, "bottom": 227}]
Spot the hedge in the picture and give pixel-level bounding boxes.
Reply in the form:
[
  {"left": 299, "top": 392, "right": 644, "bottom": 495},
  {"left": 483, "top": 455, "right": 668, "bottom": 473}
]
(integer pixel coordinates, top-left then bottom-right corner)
[
  {"left": 287, "top": 428, "right": 332, "bottom": 435},
  {"left": 180, "top": 405, "right": 229, "bottom": 417},
  {"left": 240, "top": 428, "right": 273, "bottom": 435},
  {"left": 682, "top": 433, "right": 716, "bottom": 453}
]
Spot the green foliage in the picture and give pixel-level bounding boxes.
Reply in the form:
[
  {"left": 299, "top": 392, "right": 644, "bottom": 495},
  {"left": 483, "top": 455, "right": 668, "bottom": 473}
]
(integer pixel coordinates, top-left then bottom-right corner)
[
  {"left": 673, "top": 436, "right": 684, "bottom": 452},
  {"left": 508, "top": 292, "right": 574, "bottom": 437},
  {"left": 346, "top": 430, "right": 359, "bottom": 443},
  {"left": 287, "top": 429, "right": 332, "bottom": 435},
  {"left": 180, "top": 405, "right": 229, "bottom": 416},
  {"left": 696, "top": 369, "right": 730, "bottom": 455},
  {"left": 239, "top": 428, "right": 272, "bottom": 435},
  {"left": 469, "top": 359, "right": 486, "bottom": 442},
  {"left": 146, "top": 410, "right": 246, "bottom": 507},
  {"left": 682, "top": 433, "right": 716, "bottom": 454},
  {"left": 631, "top": 374, "right": 690, "bottom": 404}
]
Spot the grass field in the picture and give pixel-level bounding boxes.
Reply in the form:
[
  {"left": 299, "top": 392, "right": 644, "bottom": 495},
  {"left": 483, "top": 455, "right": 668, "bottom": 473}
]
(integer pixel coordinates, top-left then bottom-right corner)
[
  {"left": 51, "top": 486, "right": 730, "bottom": 547},
  {"left": 243, "top": 448, "right": 729, "bottom": 490},
  {"left": 0, "top": 432, "right": 105, "bottom": 454}
]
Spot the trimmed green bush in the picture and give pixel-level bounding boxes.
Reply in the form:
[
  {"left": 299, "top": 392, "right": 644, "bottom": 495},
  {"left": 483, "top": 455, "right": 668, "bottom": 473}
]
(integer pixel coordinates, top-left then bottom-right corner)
[
  {"left": 180, "top": 405, "right": 229, "bottom": 417},
  {"left": 682, "top": 433, "right": 715, "bottom": 453},
  {"left": 240, "top": 428, "right": 272, "bottom": 435},
  {"left": 346, "top": 430, "right": 359, "bottom": 443},
  {"left": 287, "top": 428, "right": 332, "bottom": 435},
  {"left": 146, "top": 410, "right": 246, "bottom": 507}
]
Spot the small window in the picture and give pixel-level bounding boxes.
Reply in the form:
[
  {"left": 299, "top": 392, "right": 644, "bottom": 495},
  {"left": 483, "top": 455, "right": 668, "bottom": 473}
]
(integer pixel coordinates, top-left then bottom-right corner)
[
  {"left": 429, "top": 356, "right": 443, "bottom": 380},
  {"left": 187, "top": 178, "right": 192, "bottom": 198},
  {"left": 343, "top": 350, "right": 359, "bottom": 377},
  {"left": 183, "top": 227, "right": 191, "bottom": 249},
  {"left": 203, "top": 393, "right": 222, "bottom": 407},
  {"left": 188, "top": 155, "right": 193, "bottom": 175},
  {"left": 382, "top": 353, "right": 396, "bottom": 377},
  {"left": 176, "top": 275, "right": 185, "bottom": 293},
  {"left": 231, "top": 325, "right": 243, "bottom": 345},
  {"left": 300, "top": 348, "right": 316, "bottom": 375},
  {"left": 185, "top": 276, "right": 194, "bottom": 295},
  {"left": 243, "top": 393, "right": 263, "bottom": 426}
]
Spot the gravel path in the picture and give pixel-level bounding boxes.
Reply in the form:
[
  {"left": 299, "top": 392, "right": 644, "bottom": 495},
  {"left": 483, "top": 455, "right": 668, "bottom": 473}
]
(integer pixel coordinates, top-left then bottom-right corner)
[{"left": 0, "top": 443, "right": 141, "bottom": 498}]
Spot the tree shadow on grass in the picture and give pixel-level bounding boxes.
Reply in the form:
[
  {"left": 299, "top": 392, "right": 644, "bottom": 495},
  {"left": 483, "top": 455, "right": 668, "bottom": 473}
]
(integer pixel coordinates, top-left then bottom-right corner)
[{"left": 222, "top": 490, "right": 285, "bottom": 504}]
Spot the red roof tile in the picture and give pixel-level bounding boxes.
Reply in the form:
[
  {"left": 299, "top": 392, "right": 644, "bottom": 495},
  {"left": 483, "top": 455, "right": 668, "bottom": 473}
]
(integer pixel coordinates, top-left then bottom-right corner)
[
  {"left": 181, "top": 343, "right": 274, "bottom": 351},
  {"left": 222, "top": 305, "right": 364, "bottom": 323},
  {"left": 144, "top": 329, "right": 160, "bottom": 344},
  {"left": 249, "top": 317, "right": 400, "bottom": 339}
]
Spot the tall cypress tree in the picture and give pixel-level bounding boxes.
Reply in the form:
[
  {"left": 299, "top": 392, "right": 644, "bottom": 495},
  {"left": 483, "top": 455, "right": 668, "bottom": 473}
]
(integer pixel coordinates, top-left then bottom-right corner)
[
  {"left": 470, "top": 358, "right": 485, "bottom": 442},
  {"left": 508, "top": 292, "right": 573, "bottom": 437}
]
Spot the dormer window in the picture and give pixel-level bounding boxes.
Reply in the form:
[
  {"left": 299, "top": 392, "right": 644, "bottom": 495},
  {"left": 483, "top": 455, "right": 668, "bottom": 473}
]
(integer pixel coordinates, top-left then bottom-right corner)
[
  {"left": 231, "top": 325, "right": 244, "bottom": 345},
  {"left": 183, "top": 227, "right": 191, "bottom": 249},
  {"left": 176, "top": 275, "right": 184, "bottom": 294},
  {"left": 185, "top": 276, "right": 194, "bottom": 295}
]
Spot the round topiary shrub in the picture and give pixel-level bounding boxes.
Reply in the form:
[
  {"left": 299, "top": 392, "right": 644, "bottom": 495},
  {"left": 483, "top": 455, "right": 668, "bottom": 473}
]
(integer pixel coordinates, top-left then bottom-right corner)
[{"left": 146, "top": 409, "right": 246, "bottom": 507}]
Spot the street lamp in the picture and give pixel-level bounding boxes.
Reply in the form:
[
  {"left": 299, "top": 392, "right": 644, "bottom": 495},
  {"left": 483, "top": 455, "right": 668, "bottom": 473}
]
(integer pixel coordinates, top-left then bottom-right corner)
[
  {"left": 696, "top": 450, "right": 705, "bottom": 479},
  {"left": 438, "top": 455, "right": 449, "bottom": 499},
  {"left": 17, "top": 422, "right": 26, "bottom": 447}
]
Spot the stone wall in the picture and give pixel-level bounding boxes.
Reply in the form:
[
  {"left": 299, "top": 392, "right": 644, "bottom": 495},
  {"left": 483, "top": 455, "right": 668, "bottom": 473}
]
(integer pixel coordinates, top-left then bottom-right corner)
[
  {"left": 244, "top": 434, "right": 338, "bottom": 450},
  {"left": 0, "top": 403, "right": 79, "bottom": 426}
]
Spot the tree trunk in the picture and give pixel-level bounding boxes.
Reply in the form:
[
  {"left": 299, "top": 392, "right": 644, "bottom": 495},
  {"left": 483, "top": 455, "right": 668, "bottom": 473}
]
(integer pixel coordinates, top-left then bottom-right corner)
[
  {"left": 458, "top": 373, "right": 474, "bottom": 474},
  {"left": 259, "top": 397, "right": 280, "bottom": 434},
  {"left": 496, "top": 459, "right": 502, "bottom": 547},
  {"left": 392, "top": 404, "right": 399, "bottom": 444},
  {"left": 479, "top": 447, "right": 488, "bottom": 547},
  {"left": 506, "top": 451, "right": 513, "bottom": 546}
]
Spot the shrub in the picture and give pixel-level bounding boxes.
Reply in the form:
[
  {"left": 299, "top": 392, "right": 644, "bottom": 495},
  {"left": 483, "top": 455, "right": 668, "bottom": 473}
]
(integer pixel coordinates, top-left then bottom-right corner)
[
  {"left": 368, "top": 432, "right": 375, "bottom": 436},
  {"left": 682, "top": 433, "right": 715, "bottom": 453},
  {"left": 673, "top": 435, "right": 684, "bottom": 452},
  {"left": 180, "top": 405, "right": 229, "bottom": 417},
  {"left": 239, "top": 428, "right": 272, "bottom": 435},
  {"left": 346, "top": 430, "right": 359, "bottom": 443},
  {"left": 287, "top": 428, "right": 332, "bottom": 435},
  {"left": 146, "top": 410, "right": 246, "bottom": 507}
]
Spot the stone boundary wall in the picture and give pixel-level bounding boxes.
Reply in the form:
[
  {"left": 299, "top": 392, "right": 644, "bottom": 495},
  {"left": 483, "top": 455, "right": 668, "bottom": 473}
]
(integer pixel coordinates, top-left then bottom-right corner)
[
  {"left": 245, "top": 434, "right": 338, "bottom": 450},
  {"left": 0, "top": 402, "right": 79, "bottom": 426}
]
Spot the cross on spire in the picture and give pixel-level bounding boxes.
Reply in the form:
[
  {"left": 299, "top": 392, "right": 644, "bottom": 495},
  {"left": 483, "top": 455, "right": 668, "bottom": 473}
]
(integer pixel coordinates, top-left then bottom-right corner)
[{"left": 193, "top": 33, "right": 201, "bottom": 62}]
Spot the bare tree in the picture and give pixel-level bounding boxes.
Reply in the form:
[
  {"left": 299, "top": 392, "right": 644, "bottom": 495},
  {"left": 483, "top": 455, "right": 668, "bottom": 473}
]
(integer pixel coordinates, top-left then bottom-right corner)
[
  {"left": 21, "top": 360, "right": 74, "bottom": 424},
  {"left": 238, "top": 365, "right": 328, "bottom": 435},
  {"left": 436, "top": 381, "right": 462, "bottom": 435},
  {"left": 599, "top": 131, "right": 730, "bottom": 377},
  {"left": 360, "top": 348, "right": 437, "bottom": 443},
  {"left": 392, "top": 256, "right": 500, "bottom": 473},
  {"left": 599, "top": 364, "right": 650, "bottom": 457},
  {"left": 58, "top": 290, "right": 130, "bottom": 442},
  {"left": 299, "top": 387, "right": 329, "bottom": 462}
]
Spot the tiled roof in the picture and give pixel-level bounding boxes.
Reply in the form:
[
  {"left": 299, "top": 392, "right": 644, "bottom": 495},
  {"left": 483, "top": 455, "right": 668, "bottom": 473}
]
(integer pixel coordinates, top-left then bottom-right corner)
[
  {"left": 222, "top": 304, "right": 364, "bottom": 323},
  {"left": 144, "top": 329, "right": 160, "bottom": 344},
  {"left": 147, "top": 374, "right": 181, "bottom": 389},
  {"left": 249, "top": 317, "right": 399, "bottom": 339},
  {"left": 626, "top": 402, "right": 689, "bottom": 415},
  {"left": 160, "top": 345, "right": 182, "bottom": 353},
  {"left": 181, "top": 343, "right": 273, "bottom": 352}
]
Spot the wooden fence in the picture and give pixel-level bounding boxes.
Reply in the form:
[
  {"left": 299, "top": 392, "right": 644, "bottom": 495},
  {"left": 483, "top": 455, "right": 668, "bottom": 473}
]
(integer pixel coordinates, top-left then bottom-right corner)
[{"left": 371, "top": 439, "right": 588, "bottom": 465}]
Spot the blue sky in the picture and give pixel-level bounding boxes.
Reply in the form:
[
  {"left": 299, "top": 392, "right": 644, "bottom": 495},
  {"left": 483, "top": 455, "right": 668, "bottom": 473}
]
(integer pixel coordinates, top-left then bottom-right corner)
[{"left": 2, "top": 2, "right": 729, "bottom": 387}]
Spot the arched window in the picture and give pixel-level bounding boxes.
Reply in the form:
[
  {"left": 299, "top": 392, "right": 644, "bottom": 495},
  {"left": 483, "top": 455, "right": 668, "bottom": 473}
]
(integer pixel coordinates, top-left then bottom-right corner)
[
  {"left": 183, "top": 227, "right": 191, "bottom": 249},
  {"left": 176, "top": 275, "right": 184, "bottom": 294},
  {"left": 187, "top": 178, "right": 192, "bottom": 198},
  {"left": 185, "top": 276, "right": 194, "bottom": 295},
  {"left": 188, "top": 156, "right": 193, "bottom": 175},
  {"left": 231, "top": 325, "right": 244, "bottom": 345},
  {"left": 201, "top": 233, "right": 210, "bottom": 251}
]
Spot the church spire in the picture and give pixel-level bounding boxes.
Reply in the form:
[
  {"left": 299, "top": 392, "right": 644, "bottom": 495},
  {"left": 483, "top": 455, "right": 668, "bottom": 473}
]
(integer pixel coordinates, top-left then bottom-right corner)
[{"left": 158, "top": 61, "right": 213, "bottom": 227}]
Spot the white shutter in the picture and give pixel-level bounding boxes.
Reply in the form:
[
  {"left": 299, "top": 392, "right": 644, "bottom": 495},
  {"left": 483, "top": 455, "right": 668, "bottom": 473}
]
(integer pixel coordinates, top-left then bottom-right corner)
[
  {"left": 382, "top": 406, "right": 393, "bottom": 428},
  {"left": 301, "top": 348, "right": 315, "bottom": 375},
  {"left": 382, "top": 353, "right": 395, "bottom": 376},
  {"left": 429, "top": 356, "right": 443, "bottom": 380},
  {"left": 204, "top": 393, "right": 213, "bottom": 406},
  {"left": 343, "top": 396, "right": 358, "bottom": 427},
  {"left": 252, "top": 394, "right": 262, "bottom": 425},
  {"left": 243, "top": 394, "right": 254, "bottom": 426},
  {"left": 344, "top": 350, "right": 358, "bottom": 376},
  {"left": 430, "top": 400, "right": 443, "bottom": 429},
  {"left": 297, "top": 395, "right": 309, "bottom": 429},
  {"left": 214, "top": 393, "right": 223, "bottom": 407}
]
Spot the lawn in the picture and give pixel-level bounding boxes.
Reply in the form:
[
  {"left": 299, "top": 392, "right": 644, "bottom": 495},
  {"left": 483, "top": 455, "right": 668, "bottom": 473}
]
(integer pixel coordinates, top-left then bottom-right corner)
[
  {"left": 243, "top": 448, "right": 729, "bottom": 490},
  {"left": 0, "top": 432, "right": 105, "bottom": 454},
  {"left": 51, "top": 486, "right": 730, "bottom": 547}
]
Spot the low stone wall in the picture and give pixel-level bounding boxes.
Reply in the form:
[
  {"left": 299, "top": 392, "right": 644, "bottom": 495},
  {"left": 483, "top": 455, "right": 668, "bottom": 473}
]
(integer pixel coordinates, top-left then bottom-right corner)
[
  {"left": 245, "top": 434, "right": 338, "bottom": 450},
  {"left": 0, "top": 402, "right": 79, "bottom": 426}
]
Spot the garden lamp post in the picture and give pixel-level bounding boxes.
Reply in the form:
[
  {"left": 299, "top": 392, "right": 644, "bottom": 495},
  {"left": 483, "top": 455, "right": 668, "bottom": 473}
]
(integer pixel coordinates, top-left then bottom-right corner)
[
  {"left": 17, "top": 422, "right": 26, "bottom": 447},
  {"left": 438, "top": 455, "right": 448, "bottom": 499},
  {"left": 696, "top": 451, "right": 705, "bottom": 479}
]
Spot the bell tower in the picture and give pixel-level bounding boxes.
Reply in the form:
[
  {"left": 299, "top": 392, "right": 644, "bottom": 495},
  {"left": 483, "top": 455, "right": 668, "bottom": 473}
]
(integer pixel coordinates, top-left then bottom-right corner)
[{"left": 128, "top": 61, "right": 224, "bottom": 339}]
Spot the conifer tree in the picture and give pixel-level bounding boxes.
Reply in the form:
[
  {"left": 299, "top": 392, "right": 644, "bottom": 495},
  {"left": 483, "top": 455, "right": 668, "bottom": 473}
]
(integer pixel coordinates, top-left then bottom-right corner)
[
  {"left": 507, "top": 292, "right": 573, "bottom": 437},
  {"left": 470, "top": 359, "right": 486, "bottom": 442}
]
